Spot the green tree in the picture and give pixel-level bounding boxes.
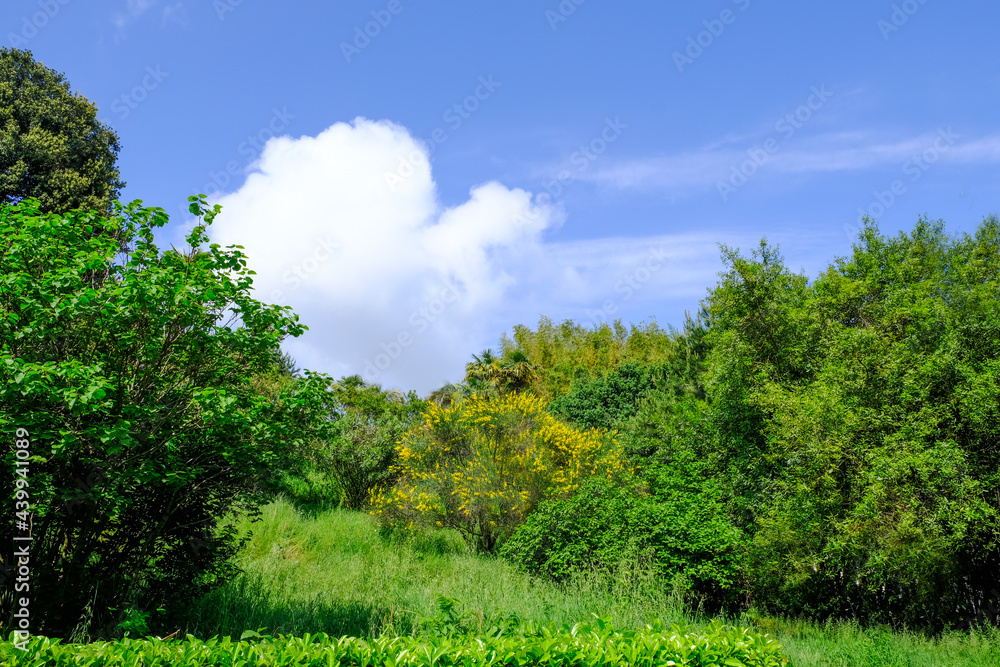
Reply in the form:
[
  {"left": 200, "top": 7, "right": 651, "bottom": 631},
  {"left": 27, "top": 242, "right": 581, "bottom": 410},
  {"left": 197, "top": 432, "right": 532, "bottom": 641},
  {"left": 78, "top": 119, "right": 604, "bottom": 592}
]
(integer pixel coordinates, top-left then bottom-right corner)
[
  {"left": 701, "top": 218, "right": 1000, "bottom": 629},
  {"left": 265, "top": 376, "right": 427, "bottom": 511},
  {"left": 547, "top": 361, "right": 658, "bottom": 431},
  {"left": 0, "top": 48, "right": 124, "bottom": 214},
  {"left": 498, "top": 317, "right": 688, "bottom": 400},
  {"left": 323, "top": 377, "right": 426, "bottom": 510},
  {"left": 464, "top": 349, "right": 504, "bottom": 393},
  {"left": 426, "top": 381, "right": 471, "bottom": 408},
  {"left": 0, "top": 196, "right": 335, "bottom": 639}
]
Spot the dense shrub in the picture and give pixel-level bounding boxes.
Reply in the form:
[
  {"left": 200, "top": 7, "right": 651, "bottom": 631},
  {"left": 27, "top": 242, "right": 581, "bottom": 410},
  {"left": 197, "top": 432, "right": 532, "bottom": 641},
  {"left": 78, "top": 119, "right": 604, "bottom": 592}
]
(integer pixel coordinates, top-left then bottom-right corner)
[
  {"left": 500, "top": 477, "right": 655, "bottom": 578},
  {"left": 322, "top": 410, "right": 411, "bottom": 510},
  {"left": 0, "top": 198, "right": 337, "bottom": 639},
  {"left": 503, "top": 403, "right": 742, "bottom": 610},
  {"left": 269, "top": 379, "right": 426, "bottom": 511},
  {"left": 547, "top": 361, "right": 663, "bottom": 430}
]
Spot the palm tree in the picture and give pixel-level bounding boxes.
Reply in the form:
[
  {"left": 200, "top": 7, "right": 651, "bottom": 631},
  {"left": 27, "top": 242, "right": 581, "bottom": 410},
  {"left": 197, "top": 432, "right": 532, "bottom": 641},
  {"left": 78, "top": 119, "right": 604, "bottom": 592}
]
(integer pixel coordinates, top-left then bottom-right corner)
[
  {"left": 337, "top": 374, "right": 368, "bottom": 390},
  {"left": 463, "top": 348, "right": 539, "bottom": 395},
  {"left": 496, "top": 349, "right": 539, "bottom": 394},
  {"left": 426, "top": 382, "right": 470, "bottom": 408},
  {"left": 464, "top": 349, "right": 504, "bottom": 392}
]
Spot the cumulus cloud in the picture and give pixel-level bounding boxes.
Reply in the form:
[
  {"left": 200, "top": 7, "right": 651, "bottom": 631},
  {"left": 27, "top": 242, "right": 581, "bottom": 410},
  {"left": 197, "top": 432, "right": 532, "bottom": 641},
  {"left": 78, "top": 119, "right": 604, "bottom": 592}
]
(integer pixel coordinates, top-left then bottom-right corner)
[{"left": 203, "top": 118, "right": 723, "bottom": 394}]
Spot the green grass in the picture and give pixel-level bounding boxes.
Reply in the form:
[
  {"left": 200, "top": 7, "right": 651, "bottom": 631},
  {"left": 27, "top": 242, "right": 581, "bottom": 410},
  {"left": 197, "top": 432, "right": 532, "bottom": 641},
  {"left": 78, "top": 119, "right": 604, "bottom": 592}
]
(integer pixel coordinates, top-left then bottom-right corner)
[
  {"left": 742, "top": 614, "right": 1000, "bottom": 667},
  {"left": 182, "top": 497, "right": 1000, "bottom": 666},
  {"left": 183, "top": 496, "right": 688, "bottom": 639}
]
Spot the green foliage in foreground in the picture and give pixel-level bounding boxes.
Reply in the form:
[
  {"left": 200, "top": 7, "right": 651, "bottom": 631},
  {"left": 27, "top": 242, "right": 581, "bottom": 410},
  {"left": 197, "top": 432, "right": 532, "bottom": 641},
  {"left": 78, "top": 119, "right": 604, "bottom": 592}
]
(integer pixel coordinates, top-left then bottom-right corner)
[
  {"left": 0, "top": 619, "right": 788, "bottom": 667},
  {"left": 0, "top": 198, "right": 339, "bottom": 638}
]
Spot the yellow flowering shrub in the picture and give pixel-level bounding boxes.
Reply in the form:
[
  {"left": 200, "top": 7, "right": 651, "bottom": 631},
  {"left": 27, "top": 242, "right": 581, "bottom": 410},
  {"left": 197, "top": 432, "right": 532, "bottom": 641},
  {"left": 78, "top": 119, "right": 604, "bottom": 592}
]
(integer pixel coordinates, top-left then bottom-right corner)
[{"left": 369, "top": 393, "right": 628, "bottom": 552}]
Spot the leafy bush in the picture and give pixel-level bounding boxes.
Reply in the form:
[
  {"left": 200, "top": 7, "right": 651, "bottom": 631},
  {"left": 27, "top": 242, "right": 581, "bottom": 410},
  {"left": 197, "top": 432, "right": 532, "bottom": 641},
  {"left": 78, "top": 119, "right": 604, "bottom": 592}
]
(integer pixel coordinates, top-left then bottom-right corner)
[
  {"left": 370, "top": 392, "right": 627, "bottom": 552},
  {"left": 0, "top": 197, "right": 336, "bottom": 639},
  {"left": 547, "top": 324, "right": 708, "bottom": 434},
  {"left": 324, "top": 382, "right": 425, "bottom": 510},
  {"left": 547, "top": 361, "right": 663, "bottom": 430},
  {"left": 0, "top": 619, "right": 789, "bottom": 667},
  {"left": 501, "top": 472, "right": 741, "bottom": 610},
  {"left": 500, "top": 476, "right": 657, "bottom": 580}
]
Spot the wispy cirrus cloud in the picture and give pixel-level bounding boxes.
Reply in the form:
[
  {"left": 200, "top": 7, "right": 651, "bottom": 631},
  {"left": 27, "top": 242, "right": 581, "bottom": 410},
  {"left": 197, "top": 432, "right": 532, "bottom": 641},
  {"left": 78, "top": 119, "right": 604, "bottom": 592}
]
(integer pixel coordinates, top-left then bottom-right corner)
[
  {"left": 112, "top": 0, "right": 186, "bottom": 35},
  {"left": 580, "top": 131, "right": 1000, "bottom": 197},
  {"left": 161, "top": 3, "right": 188, "bottom": 28}
]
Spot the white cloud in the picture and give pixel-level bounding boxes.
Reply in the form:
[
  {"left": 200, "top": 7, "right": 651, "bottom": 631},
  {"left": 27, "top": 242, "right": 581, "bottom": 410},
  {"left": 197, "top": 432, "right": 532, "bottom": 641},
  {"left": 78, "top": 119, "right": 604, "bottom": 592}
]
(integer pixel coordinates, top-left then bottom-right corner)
[{"left": 202, "top": 118, "right": 726, "bottom": 395}]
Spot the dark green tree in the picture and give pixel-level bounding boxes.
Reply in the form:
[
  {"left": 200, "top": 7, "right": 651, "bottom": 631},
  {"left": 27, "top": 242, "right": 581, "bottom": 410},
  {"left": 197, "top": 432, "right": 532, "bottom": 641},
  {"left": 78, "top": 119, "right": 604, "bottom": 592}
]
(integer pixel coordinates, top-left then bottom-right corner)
[{"left": 0, "top": 48, "right": 124, "bottom": 214}]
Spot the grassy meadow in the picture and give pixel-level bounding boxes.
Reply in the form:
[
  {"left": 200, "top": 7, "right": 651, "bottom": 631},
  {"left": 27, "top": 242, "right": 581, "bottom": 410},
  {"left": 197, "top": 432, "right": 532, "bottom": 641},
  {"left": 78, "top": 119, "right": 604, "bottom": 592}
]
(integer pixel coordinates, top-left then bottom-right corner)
[{"left": 181, "top": 497, "right": 1000, "bottom": 667}]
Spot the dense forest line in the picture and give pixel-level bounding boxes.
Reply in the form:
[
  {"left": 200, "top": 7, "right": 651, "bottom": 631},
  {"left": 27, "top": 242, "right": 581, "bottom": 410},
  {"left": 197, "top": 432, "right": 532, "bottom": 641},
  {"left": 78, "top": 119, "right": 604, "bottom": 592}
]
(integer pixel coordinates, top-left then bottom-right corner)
[{"left": 2, "top": 187, "right": 998, "bottom": 638}]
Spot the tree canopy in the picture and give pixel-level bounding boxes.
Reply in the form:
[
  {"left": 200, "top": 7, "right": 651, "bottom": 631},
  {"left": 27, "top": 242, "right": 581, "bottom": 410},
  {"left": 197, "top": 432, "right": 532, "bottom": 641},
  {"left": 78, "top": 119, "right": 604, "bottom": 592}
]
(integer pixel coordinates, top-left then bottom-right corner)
[
  {"left": 480, "top": 216, "right": 1000, "bottom": 630},
  {"left": 0, "top": 48, "right": 124, "bottom": 214}
]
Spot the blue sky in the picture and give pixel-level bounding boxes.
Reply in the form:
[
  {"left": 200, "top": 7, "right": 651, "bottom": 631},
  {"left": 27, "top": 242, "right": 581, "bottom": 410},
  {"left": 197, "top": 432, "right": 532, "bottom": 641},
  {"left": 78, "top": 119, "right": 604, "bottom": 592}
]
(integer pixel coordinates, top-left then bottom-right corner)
[{"left": 7, "top": 0, "right": 1000, "bottom": 393}]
